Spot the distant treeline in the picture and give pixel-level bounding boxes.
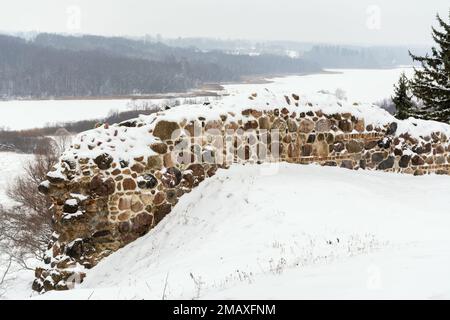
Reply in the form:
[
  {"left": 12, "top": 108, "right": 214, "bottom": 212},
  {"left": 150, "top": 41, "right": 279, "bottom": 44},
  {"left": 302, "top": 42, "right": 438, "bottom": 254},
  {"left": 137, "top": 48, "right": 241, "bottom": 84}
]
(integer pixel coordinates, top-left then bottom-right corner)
[
  {"left": 302, "top": 45, "right": 425, "bottom": 69},
  {"left": 0, "top": 34, "right": 319, "bottom": 99},
  {"left": 160, "top": 37, "right": 426, "bottom": 68},
  {"left": 0, "top": 33, "right": 424, "bottom": 99}
]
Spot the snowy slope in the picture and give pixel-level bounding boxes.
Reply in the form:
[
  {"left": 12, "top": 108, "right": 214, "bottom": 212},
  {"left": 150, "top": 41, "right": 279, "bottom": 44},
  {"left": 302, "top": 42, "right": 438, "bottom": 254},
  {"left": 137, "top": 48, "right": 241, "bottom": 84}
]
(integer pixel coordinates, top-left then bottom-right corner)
[{"left": 38, "top": 164, "right": 450, "bottom": 300}]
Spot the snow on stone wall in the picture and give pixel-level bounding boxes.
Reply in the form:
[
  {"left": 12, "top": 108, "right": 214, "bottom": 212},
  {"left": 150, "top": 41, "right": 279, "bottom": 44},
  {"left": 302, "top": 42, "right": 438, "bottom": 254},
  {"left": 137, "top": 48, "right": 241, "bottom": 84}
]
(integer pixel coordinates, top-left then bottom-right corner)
[{"left": 33, "top": 91, "right": 450, "bottom": 292}]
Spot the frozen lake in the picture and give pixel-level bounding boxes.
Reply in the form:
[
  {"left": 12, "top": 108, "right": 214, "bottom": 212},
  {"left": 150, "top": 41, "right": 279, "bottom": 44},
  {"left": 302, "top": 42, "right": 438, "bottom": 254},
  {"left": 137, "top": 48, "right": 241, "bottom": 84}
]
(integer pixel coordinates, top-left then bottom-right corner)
[
  {"left": 0, "top": 99, "right": 165, "bottom": 131},
  {"left": 0, "top": 67, "right": 414, "bottom": 130},
  {"left": 225, "top": 67, "right": 415, "bottom": 103}
]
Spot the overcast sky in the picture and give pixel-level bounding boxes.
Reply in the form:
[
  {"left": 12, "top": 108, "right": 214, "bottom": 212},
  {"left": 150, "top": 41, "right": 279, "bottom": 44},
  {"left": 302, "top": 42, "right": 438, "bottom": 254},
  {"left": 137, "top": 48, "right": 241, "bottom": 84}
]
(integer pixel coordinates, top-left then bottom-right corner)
[{"left": 1, "top": 0, "right": 448, "bottom": 46}]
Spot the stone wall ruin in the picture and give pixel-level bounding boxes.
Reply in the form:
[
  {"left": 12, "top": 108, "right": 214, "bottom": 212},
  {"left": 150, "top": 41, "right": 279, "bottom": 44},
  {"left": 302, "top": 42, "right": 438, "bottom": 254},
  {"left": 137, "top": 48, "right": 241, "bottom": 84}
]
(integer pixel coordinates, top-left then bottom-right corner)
[{"left": 33, "top": 93, "right": 450, "bottom": 292}]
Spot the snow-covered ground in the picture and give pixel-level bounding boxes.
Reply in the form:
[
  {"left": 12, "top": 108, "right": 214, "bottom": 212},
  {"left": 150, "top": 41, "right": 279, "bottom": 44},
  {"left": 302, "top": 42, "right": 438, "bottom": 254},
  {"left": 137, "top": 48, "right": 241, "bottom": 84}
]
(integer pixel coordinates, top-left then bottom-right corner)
[
  {"left": 0, "top": 68, "right": 412, "bottom": 130},
  {"left": 36, "top": 164, "right": 450, "bottom": 300}
]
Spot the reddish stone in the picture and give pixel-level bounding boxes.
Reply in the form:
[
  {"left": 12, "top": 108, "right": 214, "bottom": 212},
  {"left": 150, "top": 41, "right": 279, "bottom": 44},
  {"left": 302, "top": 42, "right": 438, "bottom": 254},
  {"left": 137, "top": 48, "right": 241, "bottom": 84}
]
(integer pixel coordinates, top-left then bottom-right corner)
[
  {"left": 131, "top": 200, "right": 144, "bottom": 213},
  {"left": 150, "top": 143, "right": 168, "bottom": 154},
  {"left": 258, "top": 117, "right": 270, "bottom": 130},
  {"left": 338, "top": 120, "right": 353, "bottom": 132},
  {"left": 131, "top": 213, "right": 153, "bottom": 235},
  {"left": 153, "top": 192, "right": 166, "bottom": 205},
  {"left": 122, "top": 178, "right": 136, "bottom": 191},
  {"left": 187, "top": 164, "right": 205, "bottom": 178},
  {"left": 301, "top": 144, "right": 312, "bottom": 156},
  {"left": 90, "top": 175, "right": 115, "bottom": 196},
  {"left": 206, "top": 166, "right": 218, "bottom": 177},
  {"left": 162, "top": 167, "right": 182, "bottom": 188},
  {"left": 364, "top": 140, "right": 378, "bottom": 150},
  {"left": 244, "top": 120, "right": 258, "bottom": 130},
  {"left": 131, "top": 163, "right": 144, "bottom": 173},
  {"left": 153, "top": 204, "right": 172, "bottom": 225},
  {"left": 118, "top": 197, "right": 131, "bottom": 210},
  {"left": 411, "top": 155, "right": 425, "bottom": 166}
]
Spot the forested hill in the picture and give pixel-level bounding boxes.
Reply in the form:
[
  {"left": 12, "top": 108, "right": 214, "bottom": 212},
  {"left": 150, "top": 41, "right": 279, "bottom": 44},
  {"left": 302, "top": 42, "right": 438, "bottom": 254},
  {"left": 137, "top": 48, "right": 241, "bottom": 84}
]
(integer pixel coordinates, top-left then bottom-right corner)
[
  {"left": 302, "top": 45, "right": 426, "bottom": 69},
  {"left": 0, "top": 34, "right": 319, "bottom": 99}
]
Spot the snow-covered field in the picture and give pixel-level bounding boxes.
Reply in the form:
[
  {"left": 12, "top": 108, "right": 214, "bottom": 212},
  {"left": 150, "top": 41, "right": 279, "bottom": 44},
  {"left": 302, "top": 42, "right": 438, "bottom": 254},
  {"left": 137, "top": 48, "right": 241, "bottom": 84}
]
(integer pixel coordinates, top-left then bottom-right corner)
[
  {"left": 0, "top": 68, "right": 412, "bottom": 130},
  {"left": 226, "top": 67, "right": 415, "bottom": 105},
  {"left": 36, "top": 164, "right": 450, "bottom": 300}
]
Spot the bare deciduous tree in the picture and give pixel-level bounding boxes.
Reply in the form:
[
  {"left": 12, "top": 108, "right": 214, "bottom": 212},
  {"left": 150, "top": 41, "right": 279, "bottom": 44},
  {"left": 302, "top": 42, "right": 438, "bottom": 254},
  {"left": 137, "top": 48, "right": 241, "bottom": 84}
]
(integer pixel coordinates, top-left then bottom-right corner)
[{"left": 0, "top": 137, "right": 63, "bottom": 274}]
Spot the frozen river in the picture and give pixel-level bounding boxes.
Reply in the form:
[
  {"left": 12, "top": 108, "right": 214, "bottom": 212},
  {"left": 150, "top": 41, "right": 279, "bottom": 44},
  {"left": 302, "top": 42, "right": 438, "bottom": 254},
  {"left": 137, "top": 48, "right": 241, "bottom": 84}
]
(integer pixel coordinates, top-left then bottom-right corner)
[
  {"left": 0, "top": 67, "right": 414, "bottom": 130},
  {"left": 224, "top": 67, "right": 415, "bottom": 103}
]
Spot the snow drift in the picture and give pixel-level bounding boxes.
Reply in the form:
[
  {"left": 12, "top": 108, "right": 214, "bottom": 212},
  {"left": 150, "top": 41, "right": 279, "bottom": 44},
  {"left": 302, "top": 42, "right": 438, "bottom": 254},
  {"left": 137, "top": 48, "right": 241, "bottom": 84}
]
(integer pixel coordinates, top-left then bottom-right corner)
[{"left": 39, "top": 164, "right": 450, "bottom": 300}]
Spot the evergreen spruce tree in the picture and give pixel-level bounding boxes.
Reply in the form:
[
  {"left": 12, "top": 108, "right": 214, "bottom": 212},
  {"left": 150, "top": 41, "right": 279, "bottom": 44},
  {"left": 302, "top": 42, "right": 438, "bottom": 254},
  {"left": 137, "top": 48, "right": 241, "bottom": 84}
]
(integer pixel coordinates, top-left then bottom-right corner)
[
  {"left": 409, "top": 12, "right": 450, "bottom": 123},
  {"left": 392, "top": 73, "right": 416, "bottom": 120}
]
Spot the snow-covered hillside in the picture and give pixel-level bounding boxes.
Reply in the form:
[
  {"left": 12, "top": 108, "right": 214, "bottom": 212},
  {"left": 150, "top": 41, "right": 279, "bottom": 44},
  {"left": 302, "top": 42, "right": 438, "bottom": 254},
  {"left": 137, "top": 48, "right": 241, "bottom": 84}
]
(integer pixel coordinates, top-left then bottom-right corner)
[{"left": 38, "top": 164, "right": 450, "bottom": 300}]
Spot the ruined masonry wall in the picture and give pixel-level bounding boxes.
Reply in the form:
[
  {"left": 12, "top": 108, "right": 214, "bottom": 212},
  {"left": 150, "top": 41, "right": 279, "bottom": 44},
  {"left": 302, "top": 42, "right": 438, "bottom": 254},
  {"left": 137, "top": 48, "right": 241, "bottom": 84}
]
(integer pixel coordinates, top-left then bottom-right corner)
[{"left": 34, "top": 93, "right": 450, "bottom": 292}]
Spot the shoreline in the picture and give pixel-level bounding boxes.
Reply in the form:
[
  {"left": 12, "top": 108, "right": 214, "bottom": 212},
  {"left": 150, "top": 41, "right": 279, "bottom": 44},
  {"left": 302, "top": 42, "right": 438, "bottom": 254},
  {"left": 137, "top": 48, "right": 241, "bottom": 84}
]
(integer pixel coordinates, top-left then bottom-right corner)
[
  {"left": 0, "top": 90, "right": 222, "bottom": 102},
  {"left": 0, "top": 67, "right": 412, "bottom": 102},
  {"left": 0, "top": 66, "right": 413, "bottom": 131},
  {"left": 0, "top": 69, "right": 346, "bottom": 102}
]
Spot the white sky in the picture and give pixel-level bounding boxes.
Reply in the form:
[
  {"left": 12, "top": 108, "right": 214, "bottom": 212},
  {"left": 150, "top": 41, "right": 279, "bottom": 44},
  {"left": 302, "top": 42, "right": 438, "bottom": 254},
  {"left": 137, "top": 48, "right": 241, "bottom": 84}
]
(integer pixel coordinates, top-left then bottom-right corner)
[{"left": 0, "top": 0, "right": 448, "bottom": 46}]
